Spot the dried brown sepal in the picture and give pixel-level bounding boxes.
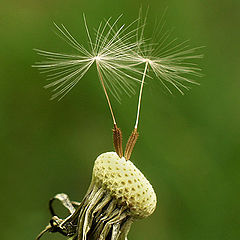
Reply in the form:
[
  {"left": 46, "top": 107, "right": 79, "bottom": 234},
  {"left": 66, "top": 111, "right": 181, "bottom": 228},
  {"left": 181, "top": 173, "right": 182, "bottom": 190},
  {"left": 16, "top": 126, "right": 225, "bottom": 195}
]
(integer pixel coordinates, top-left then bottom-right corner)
[
  {"left": 124, "top": 128, "right": 139, "bottom": 160},
  {"left": 36, "top": 193, "right": 79, "bottom": 240},
  {"left": 36, "top": 224, "right": 52, "bottom": 240},
  {"left": 113, "top": 124, "right": 123, "bottom": 158}
]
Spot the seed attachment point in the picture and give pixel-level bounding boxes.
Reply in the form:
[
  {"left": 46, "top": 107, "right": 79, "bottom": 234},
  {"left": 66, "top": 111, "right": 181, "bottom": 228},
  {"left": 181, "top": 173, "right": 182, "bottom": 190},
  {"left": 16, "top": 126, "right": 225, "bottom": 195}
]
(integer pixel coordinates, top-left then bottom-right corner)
[
  {"left": 124, "top": 128, "right": 139, "bottom": 160},
  {"left": 113, "top": 124, "right": 123, "bottom": 158}
]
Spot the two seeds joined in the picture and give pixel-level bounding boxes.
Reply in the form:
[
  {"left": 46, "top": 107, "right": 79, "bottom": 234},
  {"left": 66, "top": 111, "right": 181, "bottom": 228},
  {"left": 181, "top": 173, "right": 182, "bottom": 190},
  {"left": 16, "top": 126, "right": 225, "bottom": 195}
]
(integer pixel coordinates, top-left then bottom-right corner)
[{"left": 35, "top": 11, "right": 202, "bottom": 240}]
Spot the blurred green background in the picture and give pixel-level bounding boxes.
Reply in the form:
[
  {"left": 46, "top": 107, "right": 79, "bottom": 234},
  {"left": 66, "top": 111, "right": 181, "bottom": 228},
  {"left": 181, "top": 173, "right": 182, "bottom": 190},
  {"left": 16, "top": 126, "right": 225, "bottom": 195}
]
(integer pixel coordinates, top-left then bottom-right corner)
[{"left": 1, "top": 0, "right": 239, "bottom": 239}]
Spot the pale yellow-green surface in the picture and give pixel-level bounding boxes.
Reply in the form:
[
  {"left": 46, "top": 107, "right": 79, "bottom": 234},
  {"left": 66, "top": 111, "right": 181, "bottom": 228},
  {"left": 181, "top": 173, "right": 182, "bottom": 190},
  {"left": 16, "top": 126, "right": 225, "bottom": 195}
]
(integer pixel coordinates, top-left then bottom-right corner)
[
  {"left": 1, "top": 1, "right": 239, "bottom": 240},
  {"left": 93, "top": 152, "right": 157, "bottom": 218}
]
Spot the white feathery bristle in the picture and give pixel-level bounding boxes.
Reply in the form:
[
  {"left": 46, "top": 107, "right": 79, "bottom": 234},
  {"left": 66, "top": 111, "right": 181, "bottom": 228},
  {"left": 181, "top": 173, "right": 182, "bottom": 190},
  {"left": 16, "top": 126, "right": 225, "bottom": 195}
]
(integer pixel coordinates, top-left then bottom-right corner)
[
  {"left": 132, "top": 9, "right": 203, "bottom": 95},
  {"left": 34, "top": 16, "right": 142, "bottom": 101}
]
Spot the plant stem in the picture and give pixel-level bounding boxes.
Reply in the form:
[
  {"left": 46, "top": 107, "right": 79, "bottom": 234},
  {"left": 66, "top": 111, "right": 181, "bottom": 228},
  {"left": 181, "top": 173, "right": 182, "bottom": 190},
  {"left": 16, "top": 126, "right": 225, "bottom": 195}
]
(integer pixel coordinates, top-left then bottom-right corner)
[
  {"left": 134, "top": 61, "right": 149, "bottom": 130},
  {"left": 96, "top": 62, "right": 117, "bottom": 125}
]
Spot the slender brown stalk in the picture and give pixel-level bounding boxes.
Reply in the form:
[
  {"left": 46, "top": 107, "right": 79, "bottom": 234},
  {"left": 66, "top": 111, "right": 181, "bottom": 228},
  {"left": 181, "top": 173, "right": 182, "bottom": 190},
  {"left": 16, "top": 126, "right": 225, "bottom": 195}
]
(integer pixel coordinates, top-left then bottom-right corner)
[
  {"left": 96, "top": 62, "right": 116, "bottom": 125},
  {"left": 96, "top": 62, "right": 123, "bottom": 157}
]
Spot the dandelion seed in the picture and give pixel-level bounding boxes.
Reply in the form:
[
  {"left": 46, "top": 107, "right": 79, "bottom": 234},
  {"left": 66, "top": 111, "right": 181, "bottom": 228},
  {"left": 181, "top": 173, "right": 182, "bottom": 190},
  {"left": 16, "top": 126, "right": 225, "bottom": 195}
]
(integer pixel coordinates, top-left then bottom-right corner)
[
  {"left": 34, "top": 14, "right": 141, "bottom": 129},
  {"left": 134, "top": 9, "right": 203, "bottom": 96},
  {"left": 123, "top": 9, "right": 203, "bottom": 160}
]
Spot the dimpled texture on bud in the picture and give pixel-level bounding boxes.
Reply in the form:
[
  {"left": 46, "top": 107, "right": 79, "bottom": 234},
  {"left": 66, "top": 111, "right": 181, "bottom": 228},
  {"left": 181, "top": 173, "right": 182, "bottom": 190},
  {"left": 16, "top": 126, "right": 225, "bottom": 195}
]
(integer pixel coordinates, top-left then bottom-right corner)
[{"left": 92, "top": 152, "right": 157, "bottom": 218}]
